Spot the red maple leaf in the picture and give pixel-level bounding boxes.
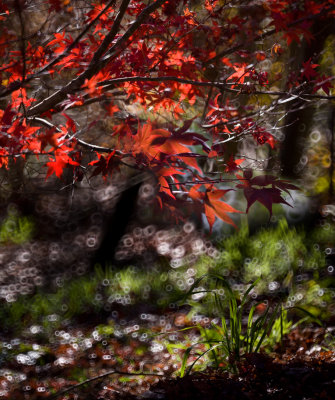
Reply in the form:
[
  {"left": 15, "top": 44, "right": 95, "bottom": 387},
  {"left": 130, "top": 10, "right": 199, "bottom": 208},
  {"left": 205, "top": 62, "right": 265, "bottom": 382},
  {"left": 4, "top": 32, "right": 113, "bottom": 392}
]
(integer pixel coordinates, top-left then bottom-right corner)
[
  {"left": 88, "top": 151, "right": 118, "bottom": 179},
  {"left": 301, "top": 58, "right": 319, "bottom": 80},
  {"left": 313, "top": 75, "right": 333, "bottom": 96},
  {"left": 225, "top": 155, "right": 244, "bottom": 172},
  {"left": 205, "top": 189, "right": 242, "bottom": 231},
  {"left": 227, "top": 64, "right": 249, "bottom": 86},
  {"left": 46, "top": 150, "right": 80, "bottom": 179},
  {"left": 236, "top": 170, "right": 299, "bottom": 216},
  {"left": 190, "top": 186, "right": 242, "bottom": 232}
]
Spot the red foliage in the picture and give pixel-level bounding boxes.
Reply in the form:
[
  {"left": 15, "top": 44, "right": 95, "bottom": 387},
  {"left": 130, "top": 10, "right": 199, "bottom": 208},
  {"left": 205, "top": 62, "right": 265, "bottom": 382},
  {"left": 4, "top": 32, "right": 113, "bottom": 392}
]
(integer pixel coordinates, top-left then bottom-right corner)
[{"left": 0, "top": 0, "right": 334, "bottom": 229}]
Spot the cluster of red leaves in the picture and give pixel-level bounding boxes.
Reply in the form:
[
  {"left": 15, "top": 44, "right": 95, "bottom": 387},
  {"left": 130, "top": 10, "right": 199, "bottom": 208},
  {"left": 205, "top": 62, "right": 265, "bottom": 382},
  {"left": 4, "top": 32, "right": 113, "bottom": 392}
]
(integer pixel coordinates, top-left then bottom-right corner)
[
  {"left": 0, "top": 105, "right": 39, "bottom": 164},
  {"left": 0, "top": 0, "right": 334, "bottom": 229}
]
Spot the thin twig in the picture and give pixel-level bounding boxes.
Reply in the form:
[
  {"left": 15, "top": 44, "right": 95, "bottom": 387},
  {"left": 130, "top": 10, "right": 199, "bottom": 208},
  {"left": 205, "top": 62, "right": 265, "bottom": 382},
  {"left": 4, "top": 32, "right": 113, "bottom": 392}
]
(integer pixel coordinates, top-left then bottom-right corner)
[
  {"left": 31, "top": 116, "right": 128, "bottom": 155},
  {"left": 15, "top": 0, "right": 26, "bottom": 82},
  {"left": 99, "top": 75, "right": 335, "bottom": 99},
  {"left": 167, "top": 178, "right": 247, "bottom": 186},
  {"left": 49, "top": 369, "right": 164, "bottom": 399}
]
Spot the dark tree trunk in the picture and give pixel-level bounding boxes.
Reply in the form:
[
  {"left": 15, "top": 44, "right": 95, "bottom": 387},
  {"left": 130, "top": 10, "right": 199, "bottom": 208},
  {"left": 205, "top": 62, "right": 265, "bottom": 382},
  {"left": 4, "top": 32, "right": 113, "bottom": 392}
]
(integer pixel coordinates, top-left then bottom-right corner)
[
  {"left": 280, "top": 19, "right": 335, "bottom": 179},
  {"left": 92, "top": 179, "right": 143, "bottom": 267}
]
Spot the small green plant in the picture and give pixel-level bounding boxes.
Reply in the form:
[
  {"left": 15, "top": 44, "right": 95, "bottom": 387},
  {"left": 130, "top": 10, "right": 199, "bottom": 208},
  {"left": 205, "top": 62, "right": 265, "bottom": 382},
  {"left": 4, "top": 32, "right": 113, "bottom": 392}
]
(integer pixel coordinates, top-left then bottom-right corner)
[
  {"left": 179, "top": 275, "right": 280, "bottom": 376},
  {"left": 261, "top": 306, "right": 311, "bottom": 351},
  {"left": 0, "top": 211, "right": 34, "bottom": 244},
  {"left": 261, "top": 306, "right": 292, "bottom": 350}
]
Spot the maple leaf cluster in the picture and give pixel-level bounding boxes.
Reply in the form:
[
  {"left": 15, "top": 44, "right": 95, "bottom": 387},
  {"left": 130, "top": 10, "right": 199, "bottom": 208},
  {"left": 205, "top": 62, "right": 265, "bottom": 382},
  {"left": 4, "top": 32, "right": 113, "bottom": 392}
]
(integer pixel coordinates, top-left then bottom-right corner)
[{"left": 0, "top": 0, "right": 334, "bottom": 230}]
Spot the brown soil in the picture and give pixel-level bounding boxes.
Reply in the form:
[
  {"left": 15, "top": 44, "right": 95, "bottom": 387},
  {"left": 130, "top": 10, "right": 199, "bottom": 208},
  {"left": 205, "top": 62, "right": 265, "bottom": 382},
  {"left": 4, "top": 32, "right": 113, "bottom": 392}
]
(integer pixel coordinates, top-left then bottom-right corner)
[{"left": 145, "top": 353, "right": 335, "bottom": 400}]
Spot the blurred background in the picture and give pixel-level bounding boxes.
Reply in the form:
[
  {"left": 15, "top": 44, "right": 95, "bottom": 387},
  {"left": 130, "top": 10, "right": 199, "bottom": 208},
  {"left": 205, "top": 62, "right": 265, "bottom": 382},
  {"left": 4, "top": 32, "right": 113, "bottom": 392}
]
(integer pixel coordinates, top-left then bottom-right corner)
[{"left": 0, "top": 2, "right": 335, "bottom": 397}]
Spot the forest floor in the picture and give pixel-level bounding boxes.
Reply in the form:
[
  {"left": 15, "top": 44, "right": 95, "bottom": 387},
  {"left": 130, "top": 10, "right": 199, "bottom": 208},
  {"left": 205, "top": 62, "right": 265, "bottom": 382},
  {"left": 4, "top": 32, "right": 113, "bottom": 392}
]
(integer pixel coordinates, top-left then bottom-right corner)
[{"left": 1, "top": 308, "right": 335, "bottom": 400}]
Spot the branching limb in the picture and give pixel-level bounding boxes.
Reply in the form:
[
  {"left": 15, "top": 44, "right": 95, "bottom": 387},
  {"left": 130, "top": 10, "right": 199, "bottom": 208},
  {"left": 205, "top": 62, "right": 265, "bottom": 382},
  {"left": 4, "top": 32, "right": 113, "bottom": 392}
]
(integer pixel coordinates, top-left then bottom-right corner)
[
  {"left": 27, "top": 0, "right": 168, "bottom": 117},
  {"left": 99, "top": 75, "right": 335, "bottom": 99}
]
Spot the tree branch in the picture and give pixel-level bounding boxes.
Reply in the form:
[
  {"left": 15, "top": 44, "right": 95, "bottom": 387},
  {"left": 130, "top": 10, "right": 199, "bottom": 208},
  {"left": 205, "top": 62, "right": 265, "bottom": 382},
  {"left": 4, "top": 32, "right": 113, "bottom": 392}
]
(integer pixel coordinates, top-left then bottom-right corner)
[
  {"left": 87, "top": 0, "right": 131, "bottom": 70},
  {"left": 100, "top": 0, "right": 167, "bottom": 63},
  {"left": 99, "top": 75, "right": 335, "bottom": 99},
  {"left": 204, "top": 3, "right": 335, "bottom": 65},
  {"left": 0, "top": 0, "right": 116, "bottom": 98},
  {"left": 25, "top": 0, "right": 131, "bottom": 117},
  {"left": 31, "top": 116, "right": 127, "bottom": 155},
  {"left": 26, "top": 0, "right": 168, "bottom": 117},
  {"left": 329, "top": 107, "right": 335, "bottom": 201},
  {"left": 41, "top": 0, "right": 117, "bottom": 75}
]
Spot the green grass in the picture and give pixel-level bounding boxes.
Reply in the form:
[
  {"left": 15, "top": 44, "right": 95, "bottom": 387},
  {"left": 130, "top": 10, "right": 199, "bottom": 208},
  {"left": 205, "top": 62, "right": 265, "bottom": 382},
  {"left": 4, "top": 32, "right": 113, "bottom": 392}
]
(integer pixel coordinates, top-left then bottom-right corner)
[
  {"left": 189, "top": 219, "right": 335, "bottom": 319},
  {"left": 173, "top": 274, "right": 325, "bottom": 377},
  {"left": 178, "top": 276, "right": 281, "bottom": 376}
]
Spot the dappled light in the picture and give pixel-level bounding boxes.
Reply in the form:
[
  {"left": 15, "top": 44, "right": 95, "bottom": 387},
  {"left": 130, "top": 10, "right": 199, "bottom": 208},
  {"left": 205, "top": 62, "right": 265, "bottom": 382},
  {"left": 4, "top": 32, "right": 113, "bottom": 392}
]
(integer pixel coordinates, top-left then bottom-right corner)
[{"left": 0, "top": 0, "right": 335, "bottom": 399}]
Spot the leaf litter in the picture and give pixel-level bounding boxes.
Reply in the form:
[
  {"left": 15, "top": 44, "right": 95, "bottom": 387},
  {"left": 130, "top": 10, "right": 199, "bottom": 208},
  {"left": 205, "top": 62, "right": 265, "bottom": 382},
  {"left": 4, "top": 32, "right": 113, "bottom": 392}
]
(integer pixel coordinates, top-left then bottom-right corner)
[{"left": 0, "top": 308, "right": 334, "bottom": 400}]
